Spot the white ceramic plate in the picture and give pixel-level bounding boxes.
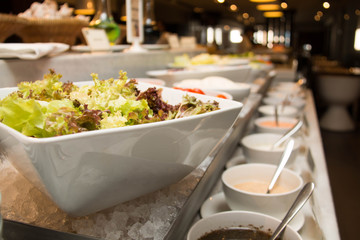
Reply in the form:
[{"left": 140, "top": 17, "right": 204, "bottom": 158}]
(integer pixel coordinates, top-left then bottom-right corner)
[
  {"left": 146, "top": 65, "right": 252, "bottom": 87},
  {"left": 133, "top": 78, "right": 166, "bottom": 86},
  {"left": 200, "top": 192, "right": 305, "bottom": 232},
  {"left": 142, "top": 44, "right": 169, "bottom": 50},
  {"left": 71, "top": 44, "right": 130, "bottom": 52},
  {"left": 173, "top": 78, "right": 251, "bottom": 102},
  {"left": 219, "top": 58, "right": 250, "bottom": 66}
]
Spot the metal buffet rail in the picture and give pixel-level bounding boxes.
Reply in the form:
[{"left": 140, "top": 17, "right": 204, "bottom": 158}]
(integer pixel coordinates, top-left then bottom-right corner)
[{"left": 0, "top": 51, "right": 339, "bottom": 240}]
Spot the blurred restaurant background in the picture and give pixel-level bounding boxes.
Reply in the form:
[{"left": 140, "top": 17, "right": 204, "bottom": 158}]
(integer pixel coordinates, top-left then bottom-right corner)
[{"left": 2, "top": 0, "right": 360, "bottom": 65}]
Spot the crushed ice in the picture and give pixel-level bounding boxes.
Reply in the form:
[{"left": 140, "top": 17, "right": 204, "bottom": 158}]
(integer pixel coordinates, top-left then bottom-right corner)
[{"left": 0, "top": 159, "right": 203, "bottom": 240}]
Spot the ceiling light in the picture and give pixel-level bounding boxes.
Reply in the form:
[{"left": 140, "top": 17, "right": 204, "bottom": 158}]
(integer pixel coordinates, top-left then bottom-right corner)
[
  {"left": 230, "top": 4, "right": 238, "bottom": 11},
  {"left": 317, "top": 11, "right": 323, "bottom": 17},
  {"left": 242, "top": 12, "right": 250, "bottom": 19},
  {"left": 74, "top": 9, "right": 95, "bottom": 15},
  {"left": 217, "top": 0, "right": 225, "bottom": 3},
  {"left": 280, "top": 1, "right": 288, "bottom": 9},
  {"left": 263, "top": 11, "right": 284, "bottom": 18},
  {"left": 250, "top": 0, "right": 276, "bottom": 2},
  {"left": 257, "top": 4, "right": 281, "bottom": 11},
  {"left": 314, "top": 15, "right": 321, "bottom": 21},
  {"left": 323, "top": 2, "right": 330, "bottom": 9},
  {"left": 194, "top": 7, "right": 204, "bottom": 13},
  {"left": 75, "top": 0, "right": 95, "bottom": 15}
]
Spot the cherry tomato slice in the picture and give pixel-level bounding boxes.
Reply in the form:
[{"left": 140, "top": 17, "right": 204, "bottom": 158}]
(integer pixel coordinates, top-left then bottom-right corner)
[
  {"left": 173, "top": 87, "right": 205, "bottom": 95},
  {"left": 216, "top": 94, "right": 227, "bottom": 99}
]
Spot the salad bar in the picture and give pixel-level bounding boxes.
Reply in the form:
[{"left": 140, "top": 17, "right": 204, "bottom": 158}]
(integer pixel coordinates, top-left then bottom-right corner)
[{"left": 0, "top": 50, "right": 339, "bottom": 240}]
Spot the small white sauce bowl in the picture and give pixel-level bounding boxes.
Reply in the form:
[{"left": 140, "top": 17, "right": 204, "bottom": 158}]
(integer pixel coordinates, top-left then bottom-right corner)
[
  {"left": 187, "top": 210, "right": 302, "bottom": 240},
  {"left": 240, "top": 133, "right": 300, "bottom": 166},
  {"left": 258, "top": 104, "right": 299, "bottom": 118},
  {"left": 254, "top": 116, "right": 299, "bottom": 134},
  {"left": 221, "top": 163, "right": 303, "bottom": 219}
]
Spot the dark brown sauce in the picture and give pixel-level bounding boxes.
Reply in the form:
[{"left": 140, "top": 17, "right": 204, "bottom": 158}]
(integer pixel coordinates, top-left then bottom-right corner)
[{"left": 198, "top": 227, "right": 276, "bottom": 240}]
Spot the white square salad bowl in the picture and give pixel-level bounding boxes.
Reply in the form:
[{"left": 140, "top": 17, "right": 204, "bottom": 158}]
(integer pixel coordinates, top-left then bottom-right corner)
[
  {"left": 0, "top": 81, "right": 243, "bottom": 216},
  {"left": 146, "top": 65, "right": 252, "bottom": 87}
]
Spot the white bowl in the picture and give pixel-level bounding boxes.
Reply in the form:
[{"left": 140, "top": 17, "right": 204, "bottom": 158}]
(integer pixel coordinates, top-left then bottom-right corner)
[
  {"left": 258, "top": 104, "right": 299, "bottom": 118},
  {"left": 254, "top": 116, "right": 299, "bottom": 134},
  {"left": 172, "top": 86, "right": 233, "bottom": 100},
  {"left": 221, "top": 163, "right": 303, "bottom": 218},
  {"left": 134, "top": 77, "right": 165, "bottom": 86},
  {"left": 146, "top": 65, "right": 252, "bottom": 87},
  {"left": 273, "top": 82, "right": 302, "bottom": 93},
  {"left": 173, "top": 77, "right": 251, "bottom": 102},
  {"left": 267, "top": 89, "right": 306, "bottom": 99},
  {"left": 187, "top": 211, "right": 302, "bottom": 240},
  {"left": 241, "top": 133, "right": 300, "bottom": 165},
  {"left": 263, "top": 96, "right": 306, "bottom": 109},
  {"left": 202, "top": 89, "right": 233, "bottom": 100},
  {"left": 0, "top": 81, "right": 243, "bottom": 216}
]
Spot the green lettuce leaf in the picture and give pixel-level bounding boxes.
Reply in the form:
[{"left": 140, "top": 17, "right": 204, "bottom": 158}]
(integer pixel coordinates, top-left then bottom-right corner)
[
  {"left": 0, "top": 93, "right": 46, "bottom": 137},
  {"left": 17, "top": 69, "right": 72, "bottom": 101},
  {"left": 175, "top": 95, "right": 219, "bottom": 118}
]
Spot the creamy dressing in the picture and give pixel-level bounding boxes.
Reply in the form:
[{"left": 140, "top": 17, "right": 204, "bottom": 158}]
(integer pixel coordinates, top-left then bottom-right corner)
[
  {"left": 234, "top": 181, "right": 290, "bottom": 194},
  {"left": 254, "top": 144, "right": 284, "bottom": 151}
]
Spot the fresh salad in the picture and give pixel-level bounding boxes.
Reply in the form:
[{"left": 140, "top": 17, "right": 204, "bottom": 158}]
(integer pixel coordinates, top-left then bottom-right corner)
[{"left": 0, "top": 70, "right": 220, "bottom": 138}]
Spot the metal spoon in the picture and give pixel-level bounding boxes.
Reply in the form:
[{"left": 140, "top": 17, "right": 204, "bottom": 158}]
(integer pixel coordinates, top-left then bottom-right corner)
[
  {"left": 269, "top": 182, "right": 315, "bottom": 240},
  {"left": 274, "top": 105, "right": 279, "bottom": 126},
  {"left": 266, "top": 139, "right": 294, "bottom": 194},
  {"left": 272, "top": 120, "right": 303, "bottom": 149}
]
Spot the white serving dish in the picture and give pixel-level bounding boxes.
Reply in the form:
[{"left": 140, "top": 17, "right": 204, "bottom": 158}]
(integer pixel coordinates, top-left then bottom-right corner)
[
  {"left": 71, "top": 44, "right": 130, "bottom": 52},
  {"left": 173, "top": 88, "right": 233, "bottom": 100},
  {"left": 240, "top": 133, "right": 300, "bottom": 166},
  {"left": 254, "top": 116, "right": 299, "bottom": 134},
  {"left": 221, "top": 163, "right": 303, "bottom": 218},
  {"left": 133, "top": 77, "right": 166, "bottom": 86},
  {"left": 0, "top": 81, "right": 243, "bottom": 216},
  {"left": 258, "top": 104, "right": 299, "bottom": 118},
  {"left": 263, "top": 96, "right": 306, "bottom": 109},
  {"left": 199, "top": 192, "right": 305, "bottom": 232},
  {"left": 201, "top": 89, "right": 233, "bottom": 100},
  {"left": 187, "top": 210, "right": 302, "bottom": 240},
  {"left": 146, "top": 65, "right": 252, "bottom": 87},
  {"left": 173, "top": 77, "right": 251, "bottom": 102}
]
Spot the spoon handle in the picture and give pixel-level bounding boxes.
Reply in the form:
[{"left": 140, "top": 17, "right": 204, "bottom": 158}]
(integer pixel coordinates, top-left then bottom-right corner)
[
  {"left": 266, "top": 139, "right": 294, "bottom": 194},
  {"left": 272, "top": 120, "right": 303, "bottom": 149},
  {"left": 269, "top": 182, "right": 315, "bottom": 240}
]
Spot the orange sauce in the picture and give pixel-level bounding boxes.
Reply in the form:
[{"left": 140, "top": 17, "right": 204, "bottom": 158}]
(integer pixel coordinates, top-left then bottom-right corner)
[{"left": 259, "top": 121, "right": 295, "bottom": 128}]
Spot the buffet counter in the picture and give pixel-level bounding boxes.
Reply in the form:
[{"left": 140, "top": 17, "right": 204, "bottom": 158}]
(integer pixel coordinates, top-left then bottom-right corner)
[
  {"left": 0, "top": 89, "right": 263, "bottom": 240},
  {"left": 0, "top": 51, "right": 339, "bottom": 240},
  {"left": 188, "top": 89, "right": 340, "bottom": 240}
]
